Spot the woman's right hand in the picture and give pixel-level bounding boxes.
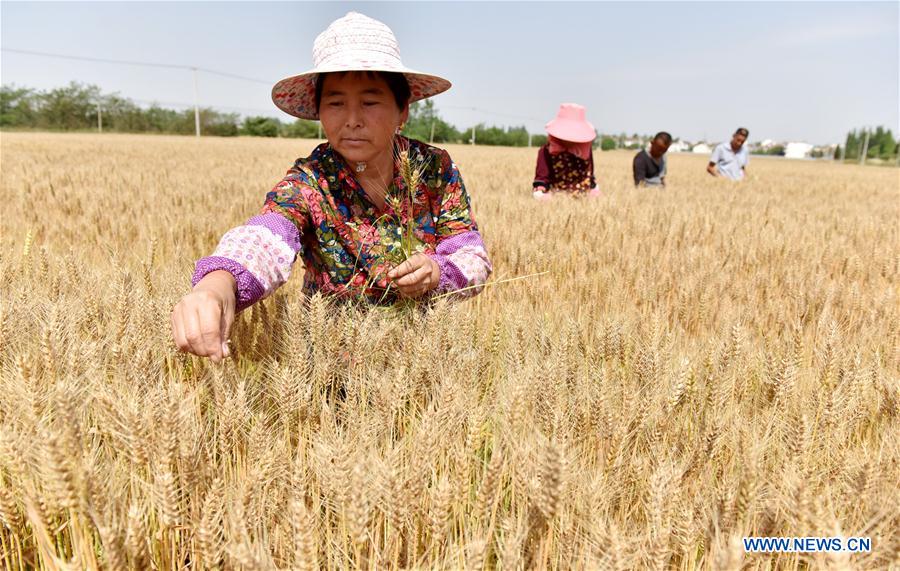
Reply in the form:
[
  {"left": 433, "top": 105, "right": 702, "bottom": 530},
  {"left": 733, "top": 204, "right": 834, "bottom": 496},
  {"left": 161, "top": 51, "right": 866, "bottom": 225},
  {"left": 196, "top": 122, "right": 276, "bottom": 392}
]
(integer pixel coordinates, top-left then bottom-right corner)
[
  {"left": 533, "top": 187, "right": 552, "bottom": 201},
  {"left": 171, "top": 270, "right": 237, "bottom": 363}
]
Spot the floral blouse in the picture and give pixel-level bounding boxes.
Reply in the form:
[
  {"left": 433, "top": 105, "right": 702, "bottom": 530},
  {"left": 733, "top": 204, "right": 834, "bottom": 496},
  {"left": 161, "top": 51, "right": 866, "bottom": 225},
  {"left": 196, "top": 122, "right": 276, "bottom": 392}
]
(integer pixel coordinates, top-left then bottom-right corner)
[
  {"left": 192, "top": 137, "right": 492, "bottom": 311},
  {"left": 533, "top": 143, "right": 596, "bottom": 193}
]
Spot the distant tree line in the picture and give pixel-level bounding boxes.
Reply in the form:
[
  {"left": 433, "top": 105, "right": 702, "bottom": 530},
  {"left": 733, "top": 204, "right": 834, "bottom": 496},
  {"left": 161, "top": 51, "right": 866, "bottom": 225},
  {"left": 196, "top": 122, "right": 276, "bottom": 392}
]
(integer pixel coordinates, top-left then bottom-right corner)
[
  {"left": 1, "top": 82, "right": 244, "bottom": 136},
  {"left": 751, "top": 145, "right": 786, "bottom": 156},
  {"left": 837, "top": 127, "right": 897, "bottom": 162},
  {"left": 3, "top": 81, "right": 689, "bottom": 151},
  {"left": 0, "top": 82, "right": 544, "bottom": 146}
]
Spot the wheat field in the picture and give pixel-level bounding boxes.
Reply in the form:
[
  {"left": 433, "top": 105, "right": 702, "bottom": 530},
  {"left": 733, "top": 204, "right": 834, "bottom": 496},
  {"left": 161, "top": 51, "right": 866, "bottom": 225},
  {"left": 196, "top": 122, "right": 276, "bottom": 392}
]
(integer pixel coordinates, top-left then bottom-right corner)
[{"left": 0, "top": 132, "right": 898, "bottom": 570}]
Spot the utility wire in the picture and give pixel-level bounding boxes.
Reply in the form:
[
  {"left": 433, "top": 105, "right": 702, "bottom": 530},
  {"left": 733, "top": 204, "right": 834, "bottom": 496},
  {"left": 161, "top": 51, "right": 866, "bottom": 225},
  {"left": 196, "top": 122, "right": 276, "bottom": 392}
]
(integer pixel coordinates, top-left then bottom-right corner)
[
  {"left": 442, "top": 104, "right": 543, "bottom": 125},
  {"left": 1, "top": 47, "right": 273, "bottom": 84},
  {"left": 3, "top": 47, "right": 545, "bottom": 127},
  {"left": 127, "top": 97, "right": 278, "bottom": 114}
]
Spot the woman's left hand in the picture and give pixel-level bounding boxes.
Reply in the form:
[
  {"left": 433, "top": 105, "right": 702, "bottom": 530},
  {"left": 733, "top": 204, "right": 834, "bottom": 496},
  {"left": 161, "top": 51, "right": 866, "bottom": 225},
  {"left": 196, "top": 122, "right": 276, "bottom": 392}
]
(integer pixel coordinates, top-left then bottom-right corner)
[{"left": 388, "top": 253, "right": 441, "bottom": 298}]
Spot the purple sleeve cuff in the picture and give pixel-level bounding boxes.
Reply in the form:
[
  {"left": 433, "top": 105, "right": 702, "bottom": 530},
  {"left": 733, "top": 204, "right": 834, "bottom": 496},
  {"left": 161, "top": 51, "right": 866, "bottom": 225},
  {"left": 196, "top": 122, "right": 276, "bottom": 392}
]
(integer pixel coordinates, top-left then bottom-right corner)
[
  {"left": 427, "top": 230, "right": 491, "bottom": 295},
  {"left": 430, "top": 254, "right": 468, "bottom": 293},
  {"left": 192, "top": 256, "right": 266, "bottom": 313}
]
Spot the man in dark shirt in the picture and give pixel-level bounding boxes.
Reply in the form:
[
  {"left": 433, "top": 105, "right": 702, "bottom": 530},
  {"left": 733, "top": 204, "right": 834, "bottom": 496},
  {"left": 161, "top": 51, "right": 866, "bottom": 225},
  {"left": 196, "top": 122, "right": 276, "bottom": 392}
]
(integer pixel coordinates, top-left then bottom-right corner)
[{"left": 633, "top": 132, "right": 672, "bottom": 187}]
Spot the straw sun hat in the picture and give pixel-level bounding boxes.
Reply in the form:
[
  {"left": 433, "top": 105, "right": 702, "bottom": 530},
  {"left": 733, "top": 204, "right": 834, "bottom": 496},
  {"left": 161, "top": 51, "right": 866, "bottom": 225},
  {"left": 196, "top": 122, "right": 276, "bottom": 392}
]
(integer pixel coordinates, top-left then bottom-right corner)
[{"left": 271, "top": 12, "right": 452, "bottom": 120}]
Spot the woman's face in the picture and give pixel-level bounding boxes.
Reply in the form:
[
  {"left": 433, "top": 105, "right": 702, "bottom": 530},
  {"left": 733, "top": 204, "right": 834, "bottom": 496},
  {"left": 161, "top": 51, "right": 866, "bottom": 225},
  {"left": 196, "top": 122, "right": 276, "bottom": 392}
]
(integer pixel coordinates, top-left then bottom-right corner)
[{"left": 318, "top": 72, "right": 409, "bottom": 166}]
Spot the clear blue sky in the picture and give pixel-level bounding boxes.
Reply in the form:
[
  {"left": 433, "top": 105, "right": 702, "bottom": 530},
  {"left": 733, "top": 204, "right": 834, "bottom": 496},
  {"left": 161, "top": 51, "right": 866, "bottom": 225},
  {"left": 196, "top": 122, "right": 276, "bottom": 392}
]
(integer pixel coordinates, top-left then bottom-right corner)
[{"left": 2, "top": 1, "right": 897, "bottom": 145}]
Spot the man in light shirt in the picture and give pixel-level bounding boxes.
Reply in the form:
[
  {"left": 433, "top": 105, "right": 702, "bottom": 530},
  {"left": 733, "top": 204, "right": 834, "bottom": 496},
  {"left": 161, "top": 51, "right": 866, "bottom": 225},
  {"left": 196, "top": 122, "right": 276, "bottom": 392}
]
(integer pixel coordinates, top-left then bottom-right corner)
[{"left": 707, "top": 127, "right": 750, "bottom": 180}]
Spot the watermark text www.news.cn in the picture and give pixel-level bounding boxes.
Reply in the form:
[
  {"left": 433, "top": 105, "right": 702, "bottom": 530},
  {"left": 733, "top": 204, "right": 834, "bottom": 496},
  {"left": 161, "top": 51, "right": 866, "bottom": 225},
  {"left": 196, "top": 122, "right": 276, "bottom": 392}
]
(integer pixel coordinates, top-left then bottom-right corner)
[{"left": 743, "top": 537, "right": 871, "bottom": 553}]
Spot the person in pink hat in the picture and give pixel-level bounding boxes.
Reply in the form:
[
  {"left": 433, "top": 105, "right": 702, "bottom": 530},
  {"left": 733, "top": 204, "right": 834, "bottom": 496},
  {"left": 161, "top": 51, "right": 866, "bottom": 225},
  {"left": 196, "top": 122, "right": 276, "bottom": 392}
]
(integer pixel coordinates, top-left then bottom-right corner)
[
  {"left": 532, "top": 103, "right": 600, "bottom": 200},
  {"left": 171, "top": 12, "right": 492, "bottom": 363}
]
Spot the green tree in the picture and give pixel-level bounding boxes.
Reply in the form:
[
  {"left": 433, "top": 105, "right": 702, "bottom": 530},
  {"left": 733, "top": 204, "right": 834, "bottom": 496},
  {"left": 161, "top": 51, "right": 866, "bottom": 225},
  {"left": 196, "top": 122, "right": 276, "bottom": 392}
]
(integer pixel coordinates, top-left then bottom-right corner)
[
  {"left": 281, "top": 119, "right": 320, "bottom": 138},
  {"left": 870, "top": 127, "right": 896, "bottom": 159},
  {"left": 475, "top": 125, "right": 506, "bottom": 145},
  {"left": 844, "top": 130, "right": 858, "bottom": 160},
  {"left": 841, "top": 126, "right": 897, "bottom": 162},
  {"left": 38, "top": 82, "right": 101, "bottom": 130},
  {"left": 460, "top": 123, "right": 481, "bottom": 145},
  {"left": 403, "top": 100, "right": 459, "bottom": 143},
  {"left": 0, "top": 82, "right": 243, "bottom": 136},
  {"left": 600, "top": 136, "right": 617, "bottom": 151},
  {"left": 504, "top": 126, "right": 530, "bottom": 147},
  {"left": 0, "top": 85, "right": 38, "bottom": 127},
  {"left": 240, "top": 116, "right": 281, "bottom": 137},
  {"left": 204, "top": 111, "right": 240, "bottom": 137},
  {"left": 458, "top": 123, "right": 537, "bottom": 147},
  {"left": 99, "top": 94, "right": 145, "bottom": 132}
]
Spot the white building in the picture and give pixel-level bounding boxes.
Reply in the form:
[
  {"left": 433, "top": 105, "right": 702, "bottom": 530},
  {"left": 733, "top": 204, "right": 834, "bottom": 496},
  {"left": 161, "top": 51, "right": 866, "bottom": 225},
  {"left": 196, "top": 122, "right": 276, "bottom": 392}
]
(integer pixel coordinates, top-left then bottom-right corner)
[
  {"left": 691, "top": 143, "right": 712, "bottom": 154},
  {"left": 668, "top": 140, "right": 690, "bottom": 153},
  {"left": 784, "top": 142, "right": 814, "bottom": 159}
]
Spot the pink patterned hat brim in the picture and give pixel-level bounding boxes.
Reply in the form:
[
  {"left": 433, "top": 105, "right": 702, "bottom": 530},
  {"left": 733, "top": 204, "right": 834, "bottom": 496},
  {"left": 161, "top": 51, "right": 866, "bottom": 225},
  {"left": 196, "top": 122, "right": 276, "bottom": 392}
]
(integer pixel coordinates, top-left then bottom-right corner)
[{"left": 272, "top": 68, "right": 451, "bottom": 120}]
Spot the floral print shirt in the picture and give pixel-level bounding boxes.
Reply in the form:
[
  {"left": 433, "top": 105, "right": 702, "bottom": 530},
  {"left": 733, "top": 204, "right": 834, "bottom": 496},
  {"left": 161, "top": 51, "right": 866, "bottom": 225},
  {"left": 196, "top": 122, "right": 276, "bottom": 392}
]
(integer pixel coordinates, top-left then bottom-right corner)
[
  {"left": 533, "top": 143, "right": 596, "bottom": 193},
  {"left": 192, "top": 137, "right": 492, "bottom": 310}
]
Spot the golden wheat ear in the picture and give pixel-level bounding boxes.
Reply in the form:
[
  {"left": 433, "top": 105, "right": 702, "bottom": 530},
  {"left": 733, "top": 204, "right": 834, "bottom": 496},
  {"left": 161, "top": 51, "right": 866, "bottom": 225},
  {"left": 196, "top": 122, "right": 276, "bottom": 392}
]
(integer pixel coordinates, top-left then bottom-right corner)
[{"left": 3, "top": 132, "right": 897, "bottom": 571}]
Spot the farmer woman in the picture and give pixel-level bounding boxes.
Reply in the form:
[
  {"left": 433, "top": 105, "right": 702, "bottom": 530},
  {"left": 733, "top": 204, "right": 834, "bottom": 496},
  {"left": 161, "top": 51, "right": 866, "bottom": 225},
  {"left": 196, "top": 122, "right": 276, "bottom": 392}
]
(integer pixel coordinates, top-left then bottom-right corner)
[
  {"left": 171, "top": 12, "right": 492, "bottom": 362},
  {"left": 532, "top": 103, "right": 600, "bottom": 200}
]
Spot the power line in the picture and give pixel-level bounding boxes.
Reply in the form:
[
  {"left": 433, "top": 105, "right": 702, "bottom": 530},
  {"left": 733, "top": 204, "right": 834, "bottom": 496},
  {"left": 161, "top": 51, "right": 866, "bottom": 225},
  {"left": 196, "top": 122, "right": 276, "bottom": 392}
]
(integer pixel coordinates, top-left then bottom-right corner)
[
  {"left": 442, "top": 104, "right": 543, "bottom": 125},
  {"left": 128, "top": 97, "right": 278, "bottom": 115},
  {"left": 3, "top": 46, "right": 280, "bottom": 137},
  {"left": 3, "top": 47, "right": 548, "bottom": 132},
  {"left": 1, "top": 47, "right": 273, "bottom": 85},
  {"left": 4, "top": 48, "right": 546, "bottom": 120}
]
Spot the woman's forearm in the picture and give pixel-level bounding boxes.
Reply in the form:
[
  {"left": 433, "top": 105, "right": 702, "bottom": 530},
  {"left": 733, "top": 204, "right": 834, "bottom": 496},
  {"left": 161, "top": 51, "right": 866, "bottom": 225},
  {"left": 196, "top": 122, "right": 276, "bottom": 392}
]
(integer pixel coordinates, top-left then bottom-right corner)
[
  {"left": 193, "top": 270, "right": 237, "bottom": 298},
  {"left": 192, "top": 213, "right": 302, "bottom": 311}
]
